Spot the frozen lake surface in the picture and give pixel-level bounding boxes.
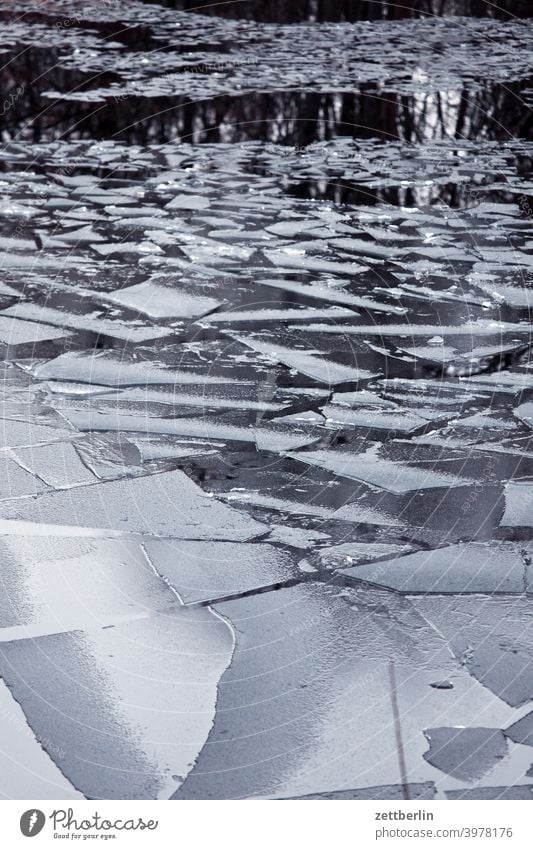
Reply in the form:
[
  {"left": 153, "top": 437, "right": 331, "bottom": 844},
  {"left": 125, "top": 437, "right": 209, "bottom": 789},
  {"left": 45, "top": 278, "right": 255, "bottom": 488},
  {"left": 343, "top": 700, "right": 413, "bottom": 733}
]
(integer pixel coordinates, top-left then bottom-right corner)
[{"left": 0, "top": 0, "right": 532, "bottom": 801}]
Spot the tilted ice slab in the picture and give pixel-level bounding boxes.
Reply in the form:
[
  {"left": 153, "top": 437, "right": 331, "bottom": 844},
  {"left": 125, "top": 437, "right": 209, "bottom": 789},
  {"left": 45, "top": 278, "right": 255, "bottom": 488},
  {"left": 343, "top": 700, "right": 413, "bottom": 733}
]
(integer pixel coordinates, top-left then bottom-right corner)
[
  {"left": 0, "top": 252, "right": 91, "bottom": 269},
  {"left": 329, "top": 236, "right": 402, "bottom": 260},
  {"left": 0, "top": 607, "right": 234, "bottom": 799},
  {"left": 165, "top": 194, "right": 210, "bottom": 210},
  {"left": 321, "top": 404, "right": 437, "bottom": 433},
  {"left": 102, "top": 281, "right": 222, "bottom": 319},
  {"left": 34, "top": 351, "right": 251, "bottom": 387},
  {"left": 90, "top": 241, "right": 163, "bottom": 257},
  {"left": 1, "top": 304, "right": 169, "bottom": 343},
  {"left": 268, "top": 525, "right": 330, "bottom": 549},
  {"left": 143, "top": 540, "right": 298, "bottom": 604},
  {"left": 339, "top": 542, "right": 532, "bottom": 594},
  {"left": 130, "top": 437, "right": 219, "bottom": 462},
  {"left": 114, "top": 386, "right": 288, "bottom": 413},
  {"left": 0, "top": 315, "right": 72, "bottom": 345},
  {"left": 202, "top": 306, "right": 356, "bottom": 324},
  {"left": 258, "top": 277, "right": 404, "bottom": 314},
  {"left": 61, "top": 409, "right": 319, "bottom": 453},
  {"left": 231, "top": 335, "right": 377, "bottom": 384},
  {"left": 470, "top": 279, "right": 533, "bottom": 309},
  {"left": 462, "top": 373, "right": 533, "bottom": 393},
  {"left": 0, "top": 469, "right": 267, "bottom": 540},
  {"left": 315, "top": 541, "right": 414, "bottom": 571},
  {"left": 219, "top": 491, "right": 396, "bottom": 526},
  {"left": 264, "top": 248, "right": 369, "bottom": 276},
  {"left": 299, "top": 320, "right": 533, "bottom": 337},
  {"left": 289, "top": 448, "right": 472, "bottom": 494}
]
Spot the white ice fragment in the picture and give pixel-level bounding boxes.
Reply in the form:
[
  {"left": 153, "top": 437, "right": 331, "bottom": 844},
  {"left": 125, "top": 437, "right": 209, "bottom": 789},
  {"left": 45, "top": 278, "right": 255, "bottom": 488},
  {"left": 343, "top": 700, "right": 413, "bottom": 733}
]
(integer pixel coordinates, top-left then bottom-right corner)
[
  {"left": 203, "top": 306, "right": 356, "bottom": 323},
  {"left": 103, "top": 282, "right": 222, "bottom": 319},
  {"left": 35, "top": 351, "right": 250, "bottom": 388},
  {"left": 290, "top": 447, "right": 472, "bottom": 493},
  {"left": 143, "top": 539, "right": 297, "bottom": 603},
  {"left": 165, "top": 194, "right": 210, "bottom": 210},
  {"left": 300, "top": 320, "right": 533, "bottom": 337},
  {"left": 0, "top": 315, "right": 72, "bottom": 345},
  {"left": 232, "top": 336, "right": 378, "bottom": 384},
  {"left": 1, "top": 304, "right": 169, "bottom": 343},
  {"left": 340, "top": 543, "right": 529, "bottom": 594}
]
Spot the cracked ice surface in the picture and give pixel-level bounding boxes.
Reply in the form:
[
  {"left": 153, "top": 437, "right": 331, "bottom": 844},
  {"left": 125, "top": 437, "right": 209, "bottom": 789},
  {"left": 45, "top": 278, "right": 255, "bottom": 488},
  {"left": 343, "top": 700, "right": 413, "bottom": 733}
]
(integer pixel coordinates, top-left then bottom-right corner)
[{"left": 0, "top": 0, "right": 532, "bottom": 802}]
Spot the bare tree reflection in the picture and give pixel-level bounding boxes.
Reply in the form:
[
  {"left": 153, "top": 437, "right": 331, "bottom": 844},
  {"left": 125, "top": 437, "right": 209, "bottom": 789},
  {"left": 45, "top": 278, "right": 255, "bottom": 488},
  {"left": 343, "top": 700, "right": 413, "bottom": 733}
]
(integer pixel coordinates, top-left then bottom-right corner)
[{"left": 145, "top": 0, "right": 532, "bottom": 21}]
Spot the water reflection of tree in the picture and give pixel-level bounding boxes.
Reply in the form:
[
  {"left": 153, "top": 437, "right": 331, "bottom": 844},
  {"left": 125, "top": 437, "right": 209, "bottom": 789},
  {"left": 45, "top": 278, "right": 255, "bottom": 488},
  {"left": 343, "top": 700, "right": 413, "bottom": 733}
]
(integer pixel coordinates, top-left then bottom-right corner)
[
  {"left": 150, "top": 0, "right": 531, "bottom": 21},
  {"left": 1, "top": 51, "right": 529, "bottom": 147}
]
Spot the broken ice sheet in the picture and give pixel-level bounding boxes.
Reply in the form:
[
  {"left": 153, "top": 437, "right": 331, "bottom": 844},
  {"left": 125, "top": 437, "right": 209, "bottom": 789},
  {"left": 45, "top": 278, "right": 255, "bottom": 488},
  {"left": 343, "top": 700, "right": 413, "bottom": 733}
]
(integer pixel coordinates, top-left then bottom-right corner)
[
  {"left": 0, "top": 469, "right": 267, "bottom": 540},
  {"left": 339, "top": 542, "right": 531, "bottom": 594},
  {"left": 0, "top": 606, "right": 233, "bottom": 799},
  {"left": 143, "top": 540, "right": 298, "bottom": 604},
  {"left": 290, "top": 446, "right": 472, "bottom": 494},
  {"left": 174, "top": 582, "right": 513, "bottom": 800},
  {"left": 423, "top": 727, "right": 508, "bottom": 782},
  {"left": 0, "top": 537, "right": 177, "bottom": 640}
]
